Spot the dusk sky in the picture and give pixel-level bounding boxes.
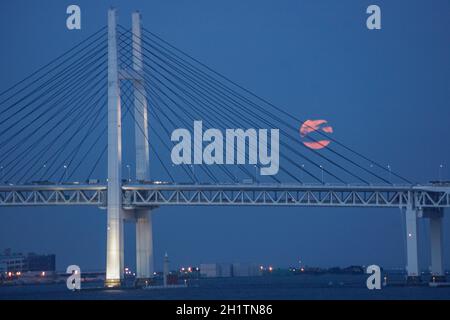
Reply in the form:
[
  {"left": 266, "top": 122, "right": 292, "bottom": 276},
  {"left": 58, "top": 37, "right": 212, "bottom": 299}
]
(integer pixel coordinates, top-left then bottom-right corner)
[{"left": 0, "top": 0, "right": 449, "bottom": 272}]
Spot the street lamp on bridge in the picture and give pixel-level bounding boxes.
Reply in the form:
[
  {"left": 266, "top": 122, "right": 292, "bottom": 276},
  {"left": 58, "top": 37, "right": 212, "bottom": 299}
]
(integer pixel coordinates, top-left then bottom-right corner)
[
  {"left": 126, "top": 164, "right": 131, "bottom": 182},
  {"left": 63, "top": 164, "right": 68, "bottom": 182}
]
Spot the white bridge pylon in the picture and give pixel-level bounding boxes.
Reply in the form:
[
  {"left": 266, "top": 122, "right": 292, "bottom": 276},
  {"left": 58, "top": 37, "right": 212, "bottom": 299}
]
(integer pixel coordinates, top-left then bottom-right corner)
[{"left": 105, "top": 8, "right": 154, "bottom": 288}]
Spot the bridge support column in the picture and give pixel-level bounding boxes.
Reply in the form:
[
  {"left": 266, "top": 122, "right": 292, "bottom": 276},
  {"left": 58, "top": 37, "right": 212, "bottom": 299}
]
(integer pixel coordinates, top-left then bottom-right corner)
[
  {"left": 131, "top": 11, "right": 154, "bottom": 286},
  {"left": 105, "top": 8, "right": 124, "bottom": 288},
  {"left": 135, "top": 210, "right": 154, "bottom": 286},
  {"left": 424, "top": 208, "right": 445, "bottom": 282},
  {"left": 404, "top": 199, "right": 421, "bottom": 284}
]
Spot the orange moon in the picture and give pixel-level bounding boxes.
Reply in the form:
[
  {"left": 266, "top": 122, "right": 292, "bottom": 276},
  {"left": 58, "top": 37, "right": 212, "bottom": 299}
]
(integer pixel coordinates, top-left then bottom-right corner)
[{"left": 300, "top": 120, "right": 333, "bottom": 150}]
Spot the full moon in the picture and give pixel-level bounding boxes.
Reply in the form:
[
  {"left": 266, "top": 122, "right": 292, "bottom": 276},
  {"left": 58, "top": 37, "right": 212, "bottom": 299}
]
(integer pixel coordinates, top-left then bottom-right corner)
[{"left": 299, "top": 119, "right": 333, "bottom": 150}]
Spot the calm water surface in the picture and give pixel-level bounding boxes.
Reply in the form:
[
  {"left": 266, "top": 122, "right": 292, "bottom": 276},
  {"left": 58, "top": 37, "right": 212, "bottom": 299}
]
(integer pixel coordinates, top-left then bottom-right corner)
[{"left": 1, "top": 275, "right": 450, "bottom": 300}]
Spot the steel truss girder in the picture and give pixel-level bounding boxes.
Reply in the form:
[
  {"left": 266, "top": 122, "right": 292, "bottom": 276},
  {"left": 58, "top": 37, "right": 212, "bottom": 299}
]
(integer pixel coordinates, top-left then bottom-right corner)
[
  {"left": 0, "top": 184, "right": 448, "bottom": 208},
  {"left": 0, "top": 185, "right": 106, "bottom": 207},
  {"left": 122, "top": 184, "right": 450, "bottom": 208}
]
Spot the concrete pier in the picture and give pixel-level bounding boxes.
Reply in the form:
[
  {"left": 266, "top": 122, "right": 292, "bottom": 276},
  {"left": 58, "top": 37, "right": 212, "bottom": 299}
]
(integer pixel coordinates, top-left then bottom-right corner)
[{"left": 404, "top": 197, "right": 420, "bottom": 283}]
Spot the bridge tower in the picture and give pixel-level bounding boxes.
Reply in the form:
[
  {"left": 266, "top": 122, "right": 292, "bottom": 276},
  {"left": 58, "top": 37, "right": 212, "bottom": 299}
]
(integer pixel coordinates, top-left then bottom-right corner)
[
  {"left": 104, "top": 8, "right": 154, "bottom": 288},
  {"left": 131, "top": 11, "right": 154, "bottom": 286},
  {"left": 105, "top": 8, "right": 124, "bottom": 287}
]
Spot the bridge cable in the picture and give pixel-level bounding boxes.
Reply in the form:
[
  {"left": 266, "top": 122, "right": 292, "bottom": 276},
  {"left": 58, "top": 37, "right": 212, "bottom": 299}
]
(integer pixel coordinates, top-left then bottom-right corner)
[
  {"left": 8, "top": 71, "right": 107, "bottom": 182},
  {"left": 119, "top": 29, "right": 269, "bottom": 183},
  {"left": 121, "top": 34, "right": 351, "bottom": 184},
  {"left": 121, "top": 28, "right": 357, "bottom": 184},
  {"left": 119, "top": 31, "right": 322, "bottom": 183},
  {"left": 0, "top": 26, "right": 106, "bottom": 105},
  {"left": 120, "top": 81, "right": 175, "bottom": 182},
  {"left": 132, "top": 33, "right": 381, "bottom": 185},
  {"left": 140, "top": 27, "right": 410, "bottom": 184},
  {"left": 1, "top": 62, "right": 108, "bottom": 181},
  {"left": 118, "top": 34, "right": 286, "bottom": 184},
  {"left": 119, "top": 36, "right": 224, "bottom": 183},
  {"left": 0, "top": 39, "right": 107, "bottom": 129},
  {"left": 0, "top": 44, "right": 107, "bottom": 143},
  {"left": 118, "top": 36, "right": 260, "bottom": 183},
  {"left": 119, "top": 37, "right": 284, "bottom": 184},
  {"left": 132, "top": 31, "right": 370, "bottom": 185}
]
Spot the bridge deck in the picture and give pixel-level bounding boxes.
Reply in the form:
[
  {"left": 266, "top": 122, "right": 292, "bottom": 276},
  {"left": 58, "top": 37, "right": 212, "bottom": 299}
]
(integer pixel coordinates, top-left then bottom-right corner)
[{"left": 0, "top": 183, "right": 448, "bottom": 208}]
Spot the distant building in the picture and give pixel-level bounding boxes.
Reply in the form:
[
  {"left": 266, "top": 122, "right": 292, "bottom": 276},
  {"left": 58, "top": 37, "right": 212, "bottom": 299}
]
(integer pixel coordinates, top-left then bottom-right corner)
[
  {"left": 0, "top": 249, "right": 55, "bottom": 273},
  {"left": 200, "top": 262, "right": 261, "bottom": 278},
  {"left": 0, "top": 254, "right": 26, "bottom": 272},
  {"left": 232, "top": 263, "right": 261, "bottom": 277},
  {"left": 200, "top": 263, "right": 222, "bottom": 278},
  {"left": 219, "top": 263, "right": 232, "bottom": 277}
]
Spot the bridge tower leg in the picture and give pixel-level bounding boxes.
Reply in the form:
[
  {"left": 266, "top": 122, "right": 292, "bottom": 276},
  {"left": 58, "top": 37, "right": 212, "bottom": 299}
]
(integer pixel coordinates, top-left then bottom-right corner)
[
  {"left": 132, "top": 11, "right": 154, "bottom": 286},
  {"left": 404, "top": 195, "right": 421, "bottom": 284},
  {"left": 105, "top": 8, "right": 124, "bottom": 288},
  {"left": 424, "top": 208, "right": 445, "bottom": 282}
]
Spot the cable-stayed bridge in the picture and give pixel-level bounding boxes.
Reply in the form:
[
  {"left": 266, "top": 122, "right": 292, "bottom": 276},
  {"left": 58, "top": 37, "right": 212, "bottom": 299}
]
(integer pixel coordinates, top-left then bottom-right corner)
[{"left": 0, "top": 9, "right": 448, "bottom": 287}]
